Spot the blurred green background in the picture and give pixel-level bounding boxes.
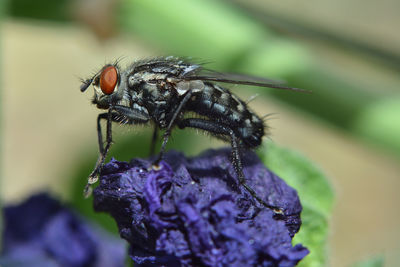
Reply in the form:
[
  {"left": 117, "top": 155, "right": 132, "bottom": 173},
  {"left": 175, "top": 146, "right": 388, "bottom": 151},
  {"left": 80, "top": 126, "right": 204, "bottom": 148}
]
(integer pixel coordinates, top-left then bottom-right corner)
[{"left": 2, "top": 0, "right": 400, "bottom": 266}]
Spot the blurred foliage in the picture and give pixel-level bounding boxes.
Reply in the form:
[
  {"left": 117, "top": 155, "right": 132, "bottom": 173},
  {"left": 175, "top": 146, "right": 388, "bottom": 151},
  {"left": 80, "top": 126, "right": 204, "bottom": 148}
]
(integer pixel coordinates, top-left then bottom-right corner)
[
  {"left": 351, "top": 256, "right": 384, "bottom": 267},
  {"left": 231, "top": 1, "right": 400, "bottom": 71},
  {"left": 260, "top": 142, "right": 334, "bottom": 267},
  {"left": 8, "top": 0, "right": 70, "bottom": 21},
  {"left": 353, "top": 97, "right": 400, "bottom": 157},
  {"left": 118, "top": 0, "right": 268, "bottom": 69}
]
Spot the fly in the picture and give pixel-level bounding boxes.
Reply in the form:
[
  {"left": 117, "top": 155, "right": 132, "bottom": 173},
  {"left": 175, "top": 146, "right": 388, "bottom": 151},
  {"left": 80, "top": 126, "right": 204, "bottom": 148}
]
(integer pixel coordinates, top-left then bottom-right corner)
[{"left": 80, "top": 57, "right": 306, "bottom": 212}]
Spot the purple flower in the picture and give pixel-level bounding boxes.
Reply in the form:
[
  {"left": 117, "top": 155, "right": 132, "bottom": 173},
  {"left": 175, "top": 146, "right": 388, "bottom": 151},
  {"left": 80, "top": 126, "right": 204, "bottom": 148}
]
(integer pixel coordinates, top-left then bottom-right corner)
[
  {"left": 94, "top": 148, "right": 309, "bottom": 266},
  {"left": 1, "top": 193, "right": 126, "bottom": 267}
]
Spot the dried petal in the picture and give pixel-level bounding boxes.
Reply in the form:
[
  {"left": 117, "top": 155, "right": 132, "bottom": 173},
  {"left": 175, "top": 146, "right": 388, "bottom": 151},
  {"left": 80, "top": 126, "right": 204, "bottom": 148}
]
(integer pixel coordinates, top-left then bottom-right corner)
[{"left": 94, "top": 149, "right": 308, "bottom": 266}]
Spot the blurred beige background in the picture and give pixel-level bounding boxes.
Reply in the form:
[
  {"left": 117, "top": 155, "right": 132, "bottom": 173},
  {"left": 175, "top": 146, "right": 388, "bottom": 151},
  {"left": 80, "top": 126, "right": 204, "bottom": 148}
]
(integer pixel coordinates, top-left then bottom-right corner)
[{"left": 2, "top": 2, "right": 400, "bottom": 265}]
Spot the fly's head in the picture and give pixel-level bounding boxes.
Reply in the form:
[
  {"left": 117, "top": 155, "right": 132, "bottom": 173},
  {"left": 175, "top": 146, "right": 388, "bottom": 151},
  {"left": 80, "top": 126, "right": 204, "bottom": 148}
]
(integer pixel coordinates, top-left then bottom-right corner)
[{"left": 80, "top": 64, "right": 124, "bottom": 109}]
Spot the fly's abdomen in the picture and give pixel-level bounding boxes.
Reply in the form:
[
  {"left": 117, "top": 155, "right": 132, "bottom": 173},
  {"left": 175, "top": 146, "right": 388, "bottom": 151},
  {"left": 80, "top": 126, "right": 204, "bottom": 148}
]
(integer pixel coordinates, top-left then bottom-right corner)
[{"left": 187, "top": 83, "right": 265, "bottom": 148}]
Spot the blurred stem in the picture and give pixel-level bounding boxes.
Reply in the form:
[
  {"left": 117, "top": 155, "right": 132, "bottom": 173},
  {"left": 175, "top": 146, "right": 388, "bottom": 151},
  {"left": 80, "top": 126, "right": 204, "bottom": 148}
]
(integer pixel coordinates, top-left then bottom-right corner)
[
  {"left": 233, "top": 44, "right": 379, "bottom": 129},
  {"left": 277, "top": 69, "right": 377, "bottom": 129},
  {"left": 229, "top": 0, "right": 400, "bottom": 72}
]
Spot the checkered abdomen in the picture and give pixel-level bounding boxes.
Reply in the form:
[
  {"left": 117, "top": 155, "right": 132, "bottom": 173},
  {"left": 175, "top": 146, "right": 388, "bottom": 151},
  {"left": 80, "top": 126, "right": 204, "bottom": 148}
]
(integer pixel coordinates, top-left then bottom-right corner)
[{"left": 185, "top": 83, "right": 265, "bottom": 148}]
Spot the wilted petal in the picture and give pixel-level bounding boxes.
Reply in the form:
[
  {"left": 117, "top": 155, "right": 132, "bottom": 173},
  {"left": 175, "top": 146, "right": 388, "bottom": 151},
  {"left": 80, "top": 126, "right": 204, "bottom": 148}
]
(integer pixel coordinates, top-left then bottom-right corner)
[{"left": 94, "top": 149, "right": 308, "bottom": 266}]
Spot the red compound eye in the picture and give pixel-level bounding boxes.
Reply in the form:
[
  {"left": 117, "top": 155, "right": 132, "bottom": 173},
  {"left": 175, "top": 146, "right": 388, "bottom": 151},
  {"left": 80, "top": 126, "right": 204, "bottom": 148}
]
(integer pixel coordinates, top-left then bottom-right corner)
[{"left": 99, "top": 65, "right": 118, "bottom": 95}]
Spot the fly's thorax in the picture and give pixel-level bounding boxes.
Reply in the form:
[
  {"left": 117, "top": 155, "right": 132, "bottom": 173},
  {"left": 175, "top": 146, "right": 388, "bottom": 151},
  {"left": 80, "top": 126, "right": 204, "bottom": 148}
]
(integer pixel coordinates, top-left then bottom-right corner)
[
  {"left": 127, "top": 57, "right": 201, "bottom": 78},
  {"left": 128, "top": 71, "right": 172, "bottom": 102},
  {"left": 126, "top": 71, "right": 176, "bottom": 127},
  {"left": 128, "top": 71, "right": 169, "bottom": 86}
]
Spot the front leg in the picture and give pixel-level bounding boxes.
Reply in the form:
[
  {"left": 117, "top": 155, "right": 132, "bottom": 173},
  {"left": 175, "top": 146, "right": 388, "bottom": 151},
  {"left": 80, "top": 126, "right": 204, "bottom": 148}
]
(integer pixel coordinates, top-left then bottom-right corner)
[
  {"left": 84, "top": 109, "right": 114, "bottom": 197},
  {"left": 90, "top": 109, "right": 113, "bottom": 181},
  {"left": 84, "top": 105, "right": 150, "bottom": 197}
]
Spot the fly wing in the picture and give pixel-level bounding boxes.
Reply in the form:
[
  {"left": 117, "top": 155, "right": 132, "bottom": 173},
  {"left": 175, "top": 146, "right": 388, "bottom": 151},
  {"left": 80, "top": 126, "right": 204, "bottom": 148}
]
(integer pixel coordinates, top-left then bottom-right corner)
[{"left": 182, "top": 68, "right": 309, "bottom": 93}]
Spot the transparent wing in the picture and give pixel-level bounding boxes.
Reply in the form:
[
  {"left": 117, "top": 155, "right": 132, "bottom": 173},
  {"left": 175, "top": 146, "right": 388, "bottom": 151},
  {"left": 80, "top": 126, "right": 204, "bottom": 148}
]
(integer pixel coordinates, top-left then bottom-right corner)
[{"left": 183, "top": 69, "right": 309, "bottom": 93}]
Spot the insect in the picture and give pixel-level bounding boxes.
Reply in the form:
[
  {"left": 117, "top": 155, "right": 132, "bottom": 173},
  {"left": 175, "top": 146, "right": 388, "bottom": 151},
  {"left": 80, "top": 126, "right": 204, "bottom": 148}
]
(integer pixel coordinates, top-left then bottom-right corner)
[{"left": 80, "top": 57, "right": 305, "bottom": 211}]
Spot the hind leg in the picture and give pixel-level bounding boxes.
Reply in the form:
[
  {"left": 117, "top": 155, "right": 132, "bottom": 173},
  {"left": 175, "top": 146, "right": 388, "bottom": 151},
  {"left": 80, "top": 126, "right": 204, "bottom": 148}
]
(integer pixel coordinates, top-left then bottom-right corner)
[{"left": 177, "top": 118, "right": 281, "bottom": 212}]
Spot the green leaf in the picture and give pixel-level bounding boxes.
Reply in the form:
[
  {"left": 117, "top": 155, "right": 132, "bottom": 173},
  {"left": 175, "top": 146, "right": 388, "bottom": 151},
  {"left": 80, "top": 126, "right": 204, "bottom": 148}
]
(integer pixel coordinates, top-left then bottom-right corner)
[{"left": 258, "top": 142, "right": 335, "bottom": 267}]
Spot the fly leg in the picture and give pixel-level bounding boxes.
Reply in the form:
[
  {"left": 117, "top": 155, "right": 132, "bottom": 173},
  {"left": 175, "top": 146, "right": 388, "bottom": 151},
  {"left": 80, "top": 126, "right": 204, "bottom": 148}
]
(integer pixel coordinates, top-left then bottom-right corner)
[
  {"left": 153, "top": 90, "right": 193, "bottom": 166},
  {"left": 84, "top": 109, "right": 113, "bottom": 197},
  {"left": 84, "top": 105, "right": 150, "bottom": 197},
  {"left": 149, "top": 126, "right": 158, "bottom": 156},
  {"left": 176, "top": 118, "right": 281, "bottom": 211}
]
